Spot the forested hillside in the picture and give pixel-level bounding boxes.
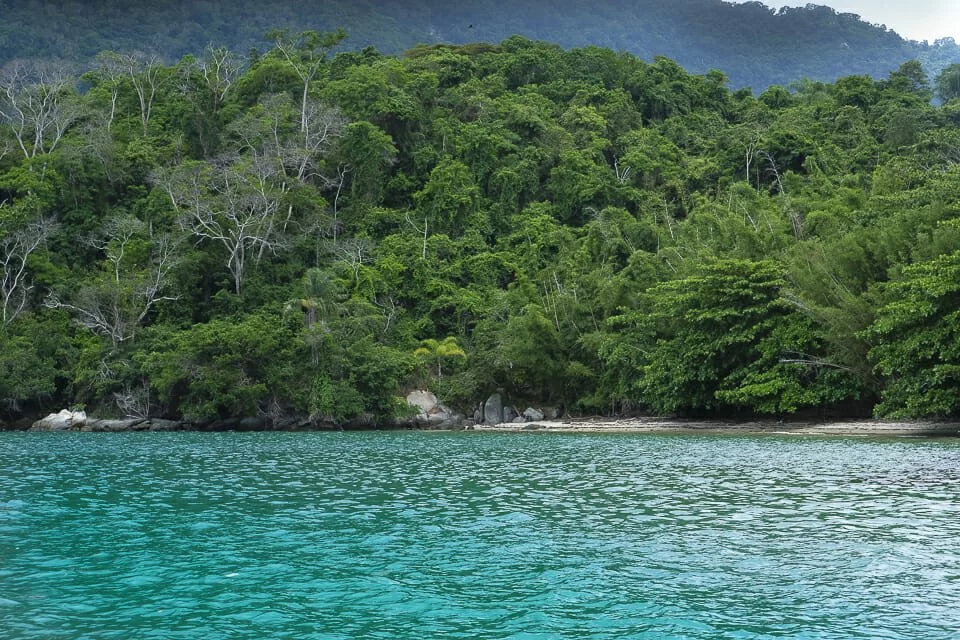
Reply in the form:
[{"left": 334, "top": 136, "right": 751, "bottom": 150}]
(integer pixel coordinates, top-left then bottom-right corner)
[
  {"left": 1, "top": 0, "right": 958, "bottom": 89},
  {"left": 2, "top": 34, "right": 960, "bottom": 426}
]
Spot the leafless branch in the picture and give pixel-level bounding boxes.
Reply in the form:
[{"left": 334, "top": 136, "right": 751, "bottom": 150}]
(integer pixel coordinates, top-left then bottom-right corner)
[{"left": 0, "top": 215, "right": 58, "bottom": 326}]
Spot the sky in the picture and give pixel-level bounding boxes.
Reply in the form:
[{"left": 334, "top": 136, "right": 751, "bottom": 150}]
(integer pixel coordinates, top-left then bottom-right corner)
[{"left": 730, "top": 1, "right": 960, "bottom": 42}]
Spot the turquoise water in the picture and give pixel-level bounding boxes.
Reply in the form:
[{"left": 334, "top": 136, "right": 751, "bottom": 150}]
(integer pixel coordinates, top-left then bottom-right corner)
[{"left": 1, "top": 432, "right": 959, "bottom": 639}]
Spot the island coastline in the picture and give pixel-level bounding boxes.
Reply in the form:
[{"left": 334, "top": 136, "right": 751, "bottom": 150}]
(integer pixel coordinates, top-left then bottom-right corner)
[{"left": 7, "top": 411, "right": 958, "bottom": 437}]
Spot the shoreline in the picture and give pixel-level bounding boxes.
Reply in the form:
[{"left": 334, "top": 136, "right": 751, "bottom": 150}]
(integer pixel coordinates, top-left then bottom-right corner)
[
  {"left": 7, "top": 413, "right": 959, "bottom": 437},
  {"left": 471, "top": 417, "right": 960, "bottom": 437}
]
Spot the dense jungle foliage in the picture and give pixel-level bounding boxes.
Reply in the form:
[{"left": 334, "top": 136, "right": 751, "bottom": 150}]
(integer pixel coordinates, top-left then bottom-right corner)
[
  {"left": 2, "top": 0, "right": 959, "bottom": 90},
  {"left": 2, "top": 34, "right": 960, "bottom": 424}
]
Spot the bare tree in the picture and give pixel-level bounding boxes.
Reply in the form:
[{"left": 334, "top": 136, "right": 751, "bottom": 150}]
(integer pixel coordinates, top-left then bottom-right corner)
[
  {"left": 761, "top": 151, "right": 804, "bottom": 240},
  {"left": 404, "top": 212, "right": 428, "bottom": 260},
  {"left": 157, "top": 156, "right": 289, "bottom": 294},
  {"left": 0, "top": 60, "right": 80, "bottom": 158},
  {"left": 176, "top": 45, "right": 244, "bottom": 156},
  {"left": 324, "top": 164, "right": 351, "bottom": 243},
  {"left": 44, "top": 222, "right": 179, "bottom": 345},
  {"left": 89, "top": 52, "right": 128, "bottom": 132},
  {"left": 85, "top": 215, "right": 147, "bottom": 285},
  {"left": 268, "top": 29, "right": 346, "bottom": 133},
  {"left": 283, "top": 98, "right": 347, "bottom": 182},
  {"left": 742, "top": 125, "right": 765, "bottom": 186},
  {"left": 331, "top": 237, "right": 374, "bottom": 286},
  {"left": 0, "top": 213, "right": 57, "bottom": 327},
  {"left": 231, "top": 93, "right": 346, "bottom": 183},
  {"left": 190, "top": 45, "right": 242, "bottom": 114},
  {"left": 114, "top": 379, "right": 152, "bottom": 418},
  {"left": 79, "top": 120, "right": 124, "bottom": 184},
  {"left": 96, "top": 52, "right": 166, "bottom": 135}
]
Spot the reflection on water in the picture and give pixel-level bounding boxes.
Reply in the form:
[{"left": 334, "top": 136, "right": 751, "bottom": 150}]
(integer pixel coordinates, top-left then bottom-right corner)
[{"left": 1, "top": 431, "right": 959, "bottom": 639}]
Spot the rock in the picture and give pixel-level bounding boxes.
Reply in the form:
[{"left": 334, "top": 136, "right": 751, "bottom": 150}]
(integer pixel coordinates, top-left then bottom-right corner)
[
  {"left": 512, "top": 416, "right": 526, "bottom": 423},
  {"left": 504, "top": 406, "right": 517, "bottom": 423},
  {"left": 206, "top": 418, "right": 240, "bottom": 431},
  {"left": 83, "top": 418, "right": 147, "bottom": 432},
  {"left": 523, "top": 407, "right": 545, "bottom": 421},
  {"left": 544, "top": 406, "right": 561, "bottom": 420},
  {"left": 407, "top": 390, "right": 439, "bottom": 415},
  {"left": 148, "top": 419, "right": 183, "bottom": 431},
  {"left": 31, "top": 409, "right": 86, "bottom": 431},
  {"left": 483, "top": 393, "right": 504, "bottom": 424},
  {"left": 238, "top": 417, "right": 265, "bottom": 431},
  {"left": 273, "top": 416, "right": 311, "bottom": 431},
  {"left": 426, "top": 406, "right": 464, "bottom": 429},
  {"left": 407, "top": 389, "right": 463, "bottom": 428},
  {"left": 345, "top": 413, "right": 376, "bottom": 429}
]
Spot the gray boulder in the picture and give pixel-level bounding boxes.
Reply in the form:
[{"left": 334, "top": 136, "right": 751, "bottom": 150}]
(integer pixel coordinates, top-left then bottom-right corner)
[
  {"left": 483, "top": 393, "right": 504, "bottom": 424},
  {"left": 406, "top": 390, "right": 439, "bottom": 415},
  {"left": 83, "top": 418, "right": 147, "bottom": 432},
  {"left": 429, "top": 406, "right": 461, "bottom": 429},
  {"left": 31, "top": 409, "right": 86, "bottom": 431},
  {"left": 238, "top": 417, "right": 265, "bottom": 431},
  {"left": 407, "top": 389, "right": 463, "bottom": 428},
  {"left": 148, "top": 419, "right": 183, "bottom": 431},
  {"left": 523, "top": 407, "right": 545, "bottom": 421}
]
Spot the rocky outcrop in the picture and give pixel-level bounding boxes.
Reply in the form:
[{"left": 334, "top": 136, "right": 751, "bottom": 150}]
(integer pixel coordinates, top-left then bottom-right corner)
[
  {"left": 31, "top": 409, "right": 87, "bottom": 431},
  {"left": 407, "top": 390, "right": 439, "bottom": 415},
  {"left": 83, "top": 418, "right": 148, "bottom": 432},
  {"left": 405, "top": 390, "right": 463, "bottom": 429},
  {"left": 479, "top": 396, "right": 560, "bottom": 425},
  {"left": 146, "top": 419, "right": 184, "bottom": 431},
  {"left": 31, "top": 413, "right": 192, "bottom": 432}
]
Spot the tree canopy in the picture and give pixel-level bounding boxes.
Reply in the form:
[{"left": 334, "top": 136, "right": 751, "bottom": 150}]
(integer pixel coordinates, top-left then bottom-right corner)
[{"left": 1, "top": 34, "right": 959, "bottom": 425}]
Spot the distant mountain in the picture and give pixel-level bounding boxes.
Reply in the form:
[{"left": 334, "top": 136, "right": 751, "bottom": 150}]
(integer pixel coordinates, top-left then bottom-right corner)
[{"left": 1, "top": 0, "right": 958, "bottom": 88}]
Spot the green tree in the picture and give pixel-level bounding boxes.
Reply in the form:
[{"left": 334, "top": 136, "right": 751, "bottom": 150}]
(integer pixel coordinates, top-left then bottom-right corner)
[
  {"left": 935, "top": 63, "right": 960, "bottom": 103},
  {"left": 867, "top": 250, "right": 960, "bottom": 418},
  {"left": 139, "top": 311, "right": 302, "bottom": 421},
  {"left": 414, "top": 335, "right": 466, "bottom": 383},
  {"left": 613, "top": 259, "right": 852, "bottom": 416},
  {"left": 413, "top": 158, "right": 480, "bottom": 236}
]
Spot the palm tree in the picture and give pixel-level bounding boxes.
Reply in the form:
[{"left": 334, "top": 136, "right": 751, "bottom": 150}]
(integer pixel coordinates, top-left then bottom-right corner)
[
  {"left": 287, "top": 268, "right": 340, "bottom": 366},
  {"left": 414, "top": 336, "right": 466, "bottom": 383}
]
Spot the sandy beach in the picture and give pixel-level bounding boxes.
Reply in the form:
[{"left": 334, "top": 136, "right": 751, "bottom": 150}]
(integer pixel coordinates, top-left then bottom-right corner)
[{"left": 472, "top": 417, "right": 960, "bottom": 437}]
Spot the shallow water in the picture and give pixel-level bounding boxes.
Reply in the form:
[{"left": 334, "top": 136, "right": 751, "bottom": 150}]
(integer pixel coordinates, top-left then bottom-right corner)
[{"left": 1, "top": 431, "right": 959, "bottom": 639}]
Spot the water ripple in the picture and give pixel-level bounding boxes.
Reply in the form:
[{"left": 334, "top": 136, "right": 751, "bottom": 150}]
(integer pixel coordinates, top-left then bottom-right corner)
[{"left": 1, "top": 432, "right": 959, "bottom": 639}]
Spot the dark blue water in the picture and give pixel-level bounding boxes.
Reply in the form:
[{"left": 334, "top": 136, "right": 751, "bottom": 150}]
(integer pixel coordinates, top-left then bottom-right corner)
[{"left": 2, "top": 432, "right": 959, "bottom": 639}]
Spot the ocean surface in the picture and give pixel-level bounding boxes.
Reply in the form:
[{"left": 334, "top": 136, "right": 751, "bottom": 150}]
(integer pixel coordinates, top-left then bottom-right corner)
[{"left": 1, "top": 431, "right": 959, "bottom": 639}]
